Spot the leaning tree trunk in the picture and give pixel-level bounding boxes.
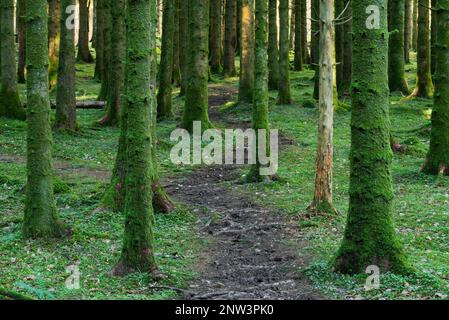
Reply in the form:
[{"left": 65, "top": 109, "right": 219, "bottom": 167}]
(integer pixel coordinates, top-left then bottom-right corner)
[
  {"left": 308, "top": 0, "right": 337, "bottom": 215},
  {"left": 77, "top": 0, "right": 94, "bottom": 62},
  {"left": 48, "top": 0, "right": 61, "bottom": 89},
  {"left": 293, "top": 0, "right": 303, "bottom": 71},
  {"left": 112, "top": 0, "right": 159, "bottom": 277},
  {"left": 181, "top": 0, "right": 212, "bottom": 132},
  {"left": 412, "top": 0, "right": 433, "bottom": 97},
  {"left": 209, "top": 0, "right": 223, "bottom": 73},
  {"left": 17, "top": 0, "right": 26, "bottom": 83},
  {"left": 388, "top": 0, "right": 409, "bottom": 94},
  {"left": 422, "top": 0, "right": 449, "bottom": 176},
  {"left": 223, "top": 0, "right": 237, "bottom": 77},
  {"left": 0, "top": 0, "right": 25, "bottom": 120},
  {"left": 97, "top": 0, "right": 112, "bottom": 101},
  {"left": 54, "top": 0, "right": 77, "bottom": 131},
  {"left": 334, "top": 0, "right": 411, "bottom": 275},
  {"left": 238, "top": 0, "right": 255, "bottom": 103},
  {"left": 23, "top": 0, "right": 65, "bottom": 238},
  {"left": 157, "top": 0, "right": 175, "bottom": 120},
  {"left": 277, "top": 0, "right": 292, "bottom": 104},
  {"left": 268, "top": 0, "right": 280, "bottom": 90},
  {"left": 404, "top": 0, "right": 412, "bottom": 63}
]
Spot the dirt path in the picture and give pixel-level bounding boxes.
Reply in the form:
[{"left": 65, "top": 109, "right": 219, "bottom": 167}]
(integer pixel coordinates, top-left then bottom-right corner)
[{"left": 166, "top": 84, "right": 322, "bottom": 300}]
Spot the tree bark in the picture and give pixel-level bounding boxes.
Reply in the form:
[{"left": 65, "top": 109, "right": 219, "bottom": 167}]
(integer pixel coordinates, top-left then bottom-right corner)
[
  {"left": 48, "top": 0, "right": 61, "bottom": 89},
  {"left": 277, "top": 0, "right": 292, "bottom": 104},
  {"left": 312, "top": 0, "right": 320, "bottom": 100},
  {"left": 301, "top": 0, "right": 309, "bottom": 64},
  {"left": 17, "top": 0, "right": 26, "bottom": 83},
  {"left": 97, "top": 0, "right": 111, "bottom": 101},
  {"left": 293, "top": 0, "right": 303, "bottom": 71},
  {"left": 404, "top": 0, "right": 412, "bottom": 63},
  {"left": 268, "top": 0, "right": 279, "bottom": 90},
  {"left": 179, "top": 0, "right": 189, "bottom": 96},
  {"left": 239, "top": 0, "right": 255, "bottom": 103},
  {"left": 77, "top": 0, "right": 94, "bottom": 62},
  {"left": 172, "top": 0, "right": 181, "bottom": 86},
  {"left": 210, "top": 0, "right": 223, "bottom": 73},
  {"left": 431, "top": 0, "right": 437, "bottom": 74},
  {"left": 94, "top": 0, "right": 104, "bottom": 80},
  {"left": 412, "top": 0, "right": 418, "bottom": 51},
  {"left": 223, "top": 0, "right": 237, "bottom": 77}
]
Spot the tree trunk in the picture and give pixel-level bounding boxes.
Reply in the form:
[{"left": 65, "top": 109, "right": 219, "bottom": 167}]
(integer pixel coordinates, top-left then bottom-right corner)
[
  {"left": 388, "top": 0, "right": 409, "bottom": 94},
  {"left": 77, "top": 0, "right": 94, "bottom": 62},
  {"left": 97, "top": 0, "right": 111, "bottom": 101},
  {"left": 277, "top": 0, "right": 292, "bottom": 104},
  {"left": 23, "top": 0, "right": 65, "bottom": 238},
  {"left": 412, "top": 0, "right": 418, "bottom": 51},
  {"left": 172, "top": 0, "right": 181, "bottom": 86},
  {"left": 308, "top": 0, "right": 337, "bottom": 215},
  {"left": 94, "top": 0, "right": 104, "bottom": 80},
  {"left": 238, "top": 0, "right": 255, "bottom": 103},
  {"left": 48, "top": 0, "right": 61, "bottom": 89},
  {"left": 17, "top": 0, "right": 26, "bottom": 83},
  {"left": 312, "top": 0, "right": 319, "bottom": 100},
  {"left": 404, "top": 0, "right": 412, "bottom": 63},
  {"left": 0, "top": 0, "right": 25, "bottom": 120},
  {"left": 223, "top": 0, "right": 237, "bottom": 77},
  {"left": 289, "top": 0, "right": 295, "bottom": 49},
  {"left": 293, "top": 0, "right": 303, "bottom": 71},
  {"left": 157, "top": 0, "right": 175, "bottom": 120},
  {"left": 210, "top": 0, "right": 223, "bottom": 73},
  {"left": 301, "top": 0, "right": 309, "bottom": 64},
  {"left": 334, "top": 0, "right": 411, "bottom": 275},
  {"left": 179, "top": 0, "right": 189, "bottom": 95},
  {"left": 340, "top": 0, "right": 352, "bottom": 96},
  {"left": 112, "top": 0, "right": 158, "bottom": 277},
  {"left": 422, "top": 0, "right": 449, "bottom": 176},
  {"left": 54, "top": 0, "right": 77, "bottom": 131},
  {"left": 431, "top": 0, "right": 437, "bottom": 74},
  {"left": 268, "top": 0, "right": 279, "bottom": 90}
]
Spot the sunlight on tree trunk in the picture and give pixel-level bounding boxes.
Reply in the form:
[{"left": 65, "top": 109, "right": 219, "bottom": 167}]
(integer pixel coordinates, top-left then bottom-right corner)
[{"left": 239, "top": 0, "right": 255, "bottom": 103}]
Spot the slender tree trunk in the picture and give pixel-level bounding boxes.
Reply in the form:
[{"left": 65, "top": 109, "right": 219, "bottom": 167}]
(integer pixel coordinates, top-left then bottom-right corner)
[
  {"left": 179, "top": 0, "right": 188, "bottom": 95},
  {"left": 431, "top": 0, "right": 437, "bottom": 74},
  {"left": 301, "top": 0, "right": 309, "bottom": 63},
  {"left": 422, "top": 0, "right": 449, "bottom": 176},
  {"left": 277, "top": 0, "right": 292, "bottom": 104},
  {"left": 312, "top": 0, "right": 319, "bottom": 99},
  {"left": 404, "top": 0, "right": 412, "bottom": 63},
  {"left": 210, "top": 0, "right": 223, "bottom": 73},
  {"left": 412, "top": 0, "right": 418, "bottom": 51},
  {"left": 23, "top": 0, "right": 65, "bottom": 238},
  {"left": 181, "top": 0, "right": 212, "bottom": 132},
  {"left": 223, "top": 0, "right": 237, "bottom": 77},
  {"left": 77, "top": 0, "right": 94, "bottom": 62},
  {"left": 334, "top": 0, "right": 411, "bottom": 275},
  {"left": 388, "top": 0, "right": 409, "bottom": 94},
  {"left": 17, "top": 0, "right": 26, "bottom": 83},
  {"left": 0, "top": 0, "right": 25, "bottom": 120},
  {"left": 340, "top": 0, "right": 352, "bottom": 96},
  {"left": 268, "top": 0, "right": 279, "bottom": 90},
  {"left": 293, "top": 0, "right": 303, "bottom": 70},
  {"left": 112, "top": 0, "right": 159, "bottom": 277},
  {"left": 54, "top": 0, "right": 77, "bottom": 131},
  {"left": 172, "top": 0, "right": 181, "bottom": 86},
  {"left": 97, "top": 0, "right": 111, "bottom": 101},
  {"left": 48, "top": 0, "right": 61, "bottom": 89},
  {"left": 308, "top": 0, "right": 337, "bottom": 215},
  {"left": 94, "top": 0, "right": 104, "bottom": 80},
  {"left": 290, "top": 0, "right": 295, "bottom": 49},
  {"left": 239, "top": 0, "right": 255, "bottom": 103},
  {"left": 335, "top": 0, "right": 343, "bottom": 91}
]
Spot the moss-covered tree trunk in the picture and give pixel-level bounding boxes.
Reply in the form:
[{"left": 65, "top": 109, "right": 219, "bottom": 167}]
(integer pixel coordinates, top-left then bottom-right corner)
[
  {"left": 268, "top": 0, "right": 279, "bottom": 90},
  {"left": 181, "top": 0, "right": 212, "bottom": 132},
  {"left": 0, "top": 0, "right": 25, "bottom": 120},
  {"left": 112, "top": 0, "right": 159, "bottom": 277},
  {"left": 23, "top": 0, "right": 65, "bottom": 238},
  {"left": 277, "top": 0, "right": 292, "bottom": 104},
  {"left": 412, "top": 0, "right": 418, "bottom": 51},
  {"left": 293, "top": 0, "right": 303, "bottom": 71},
  {"left": 412, "top": 0, "right": 433, "bottom": 97},
  {"left": 301, "top": 0, "right": 309, "bottom": 64},
  {"left": 223, "top": 0, "right": 237, "bottom": 77},
  {"left": 48, "top": 0, "right": 61, "bottom": 89},
  {"left": 239, "top": 0, "right": 255, "bottom": 103},
  {"left": 97, "top": 0, "right": 111, "bottom": 101},
  {"left": 388, "top": 0, "right": 409, "bottom": 94},
  {"left": 247, "top": 0, "right": 270, "bottom": 182},
  {"left": 94, "top": 0, "right": 104, "bottom": 80},
  {"left": 422, "top": 0, "right": 449, "bottom": 176},
  {"left": 17, "top": 0, "right": 26, "bottom": 83},
  {"left": 210, "top": 0, "right": 223, "bottom": 73},
  {"left": 431, "top": 0, "right": 437, "bottom": 74},
  {"left": 179, "top": 0, "right": 189, "bottom": 95},
  {"left": 308, "top": 0, "right": 337, "bottom": 215},
  {"left": 404, "top": 0, "right": 412, "bottom": 63},
  {"left": 54, "top": 0, "right": 77, "bottom": 131},
  {"left": 157, "top": 0, "right": 174, "bottom": 120},
  {"left": 77, "top": 0, "right": 94, "bottom": 63},
  {"left": 334, "top": 0, "right": 411, "bottom": 275},
  {"left": 172, "top": 0, "right": 181, "bottom": 86}
]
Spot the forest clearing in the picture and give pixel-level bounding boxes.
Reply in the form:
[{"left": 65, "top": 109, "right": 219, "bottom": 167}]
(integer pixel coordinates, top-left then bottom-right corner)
[{"left": 1, "top": 0, "right": 449, "bottom": 306}]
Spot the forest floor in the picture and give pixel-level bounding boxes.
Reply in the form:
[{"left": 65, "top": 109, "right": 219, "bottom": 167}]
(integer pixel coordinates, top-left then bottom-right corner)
[{"left": 1, "top": 56, "right": 449, "bottom": 300}]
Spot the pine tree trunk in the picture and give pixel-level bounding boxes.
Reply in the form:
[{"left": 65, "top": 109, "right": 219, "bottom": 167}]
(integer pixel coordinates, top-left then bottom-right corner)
[
  {"left": 335, "top": 0, "right": 343, "bottom": 91},
  {"left": 293, "top": 0, "right": 303, "bottom": 71},
  {"left": 334, "top": 0, "right": 411, "bottom": 275},
  {"left": 172, "top": 0, "right": 181, "bottom": 86},
  {"left": 404, "top": 0, "right": 412, "bottom": 63},
  {"left": 277, "top": 0, "right": 292, "bottom": 104},
  {"left": 388, "top": 0, "right": 409, "bottom": 94},
  {"left": 181, "top": 0, "right": 212, "bottom": 132},
  {"left": 17, "top": 0, "right": 26, "bottom": 83},
  {"left": 0, "top": 0, "right": 25, "bottom": 120},
  {"left": 179, "top": 0, "right": 189, "bottom": 95},
  {"left": 210, "top": 0, "right": 223, "bottom": 73},
  {"left": 54, "top": 0, "right": 77, "bottom": 131},
  {"left": 23, "top": 0, "right": 65, "bottom": 238},
  {"left": 431, "top": 0, "right": 437, "bottom": 74},
  {"left": 312, "top": 0, "right": 320, "bottom": 100},
  {"left": 223, "top": 0, "right": 237, "bottom": 77},
  {"left": 289, "top": 0, "right": 295, "bottom": 49},
  {"left": 422, "top": 0, "right": 449, "bottom": 176},
  {"left": 268, "top": 0, "right": 279, "bottom": 90},
  {"left": 412, "top": 0, "right": 418, "bottom": 51},
  {"left": 238, "top": 0, "right": 255, "bottom": 103},
  {"left": 48, "top": 0, "right": 61, "bottom": 90},
  {"left": 97, "top": 0, "right": 111, "bottom": 101},
  {"left": 112, "top": 0, "right": 158, "bottom": 277},
  {"left": 77, "top": 0, "right": 94, "bottom": 62},
  {"left": 157, "top": 0, "right": 174, "bottom": 120},
  {"left": 340, "top": 1, "right": 352, "bottom": 96},
  {"left": 94, "top": 0, "right": 104, "bottom": 80},
  {"left": 301, "top": 0, "right": 309, "bottom": 64}
]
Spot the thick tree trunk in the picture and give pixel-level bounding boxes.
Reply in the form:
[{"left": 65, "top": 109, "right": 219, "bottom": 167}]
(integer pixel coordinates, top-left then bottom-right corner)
[
  {"left": 422, "top": 0, "right": 449, "bottom": 176},
  {"left": 388, "top": 0, "right": 409, "bottom": 94},
  {"left": 179, "top": 0, "right": 189, "bottom": 95},
  {"left": 157, "top": 0, "right": 175, "bottom": 120},
  {"left": 48, "top": 0, "right": 61, "bottom": 89},
  {"left": 77, "top": 0, "right": 94, "bottom": 62},
  {"left": 54, "top": 0, "right": 77, "bottom": 131},
  {"left": 23, "top": 0, "right": 65, "bottom": 238},
  {"left": 223, "top": 0, "right": 237, "bottom": 77},
  {"left": 334, "top": 0, "right": 411, "bottom": 275},
  {"left": 268, "top": 0, "right": 279, "bottom": 90},
  {"left": 404, "top": 0, "right": 412, "bottom": 63},
  {"left": 277, "top": 0, "right": 292, "bottom": 104},
  {"left": 112, "top": 0, "right": 158, "bottom": 277},
  {"left": 293, "top": 0, "right": 303, "bottom": 71},
  {"left": 17, "top": 0, "right": 26, "bottom": 83},
  {"left": 210, "top": 0, "right": 223, "bottom": 73},
  {"left": 239, "top": 0, "right": 255, "bottom": 103},
  {"left": 97, "top": 0, "right": 111, "bottom": 101}
]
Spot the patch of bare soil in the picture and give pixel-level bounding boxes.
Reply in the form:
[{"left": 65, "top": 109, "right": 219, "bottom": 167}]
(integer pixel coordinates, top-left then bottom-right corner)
[{"left": 165, "top": 84, "right": 322, "bottom": 300}]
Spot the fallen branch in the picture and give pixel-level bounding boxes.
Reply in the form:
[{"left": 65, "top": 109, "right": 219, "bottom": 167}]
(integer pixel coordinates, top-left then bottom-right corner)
[{"left": 24, "top": 101, "right": 106, "bottom": 110}]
